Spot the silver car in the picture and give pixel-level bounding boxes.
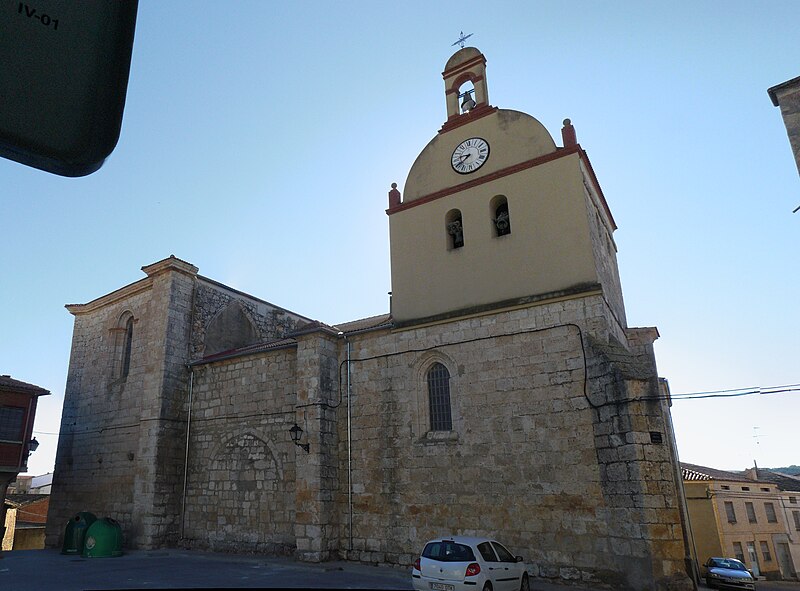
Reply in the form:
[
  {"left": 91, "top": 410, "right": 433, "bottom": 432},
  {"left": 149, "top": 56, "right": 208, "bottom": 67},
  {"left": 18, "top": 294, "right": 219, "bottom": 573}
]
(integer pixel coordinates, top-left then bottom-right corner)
[
  {"left": 704, "top": 557, "right": 755, "bottom": 590},
  {"left": 411, "top": 536, "right": 529, "bottom": 591}
]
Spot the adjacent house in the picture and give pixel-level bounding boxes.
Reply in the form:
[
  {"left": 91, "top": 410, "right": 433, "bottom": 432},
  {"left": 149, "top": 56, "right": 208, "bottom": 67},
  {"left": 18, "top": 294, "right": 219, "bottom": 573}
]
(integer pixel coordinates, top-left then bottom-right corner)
[
  {"left": 0, "top": 375, "right": 49, "bottom": 548},
  {"left": 3, "top": 472, "right": 53, "bottom": 550},
  {"left": 682, "top": 462, "right": 799, "bottom": 580},
  {"left": 2, "top": 494, "right": 49, "bottom": 550}
]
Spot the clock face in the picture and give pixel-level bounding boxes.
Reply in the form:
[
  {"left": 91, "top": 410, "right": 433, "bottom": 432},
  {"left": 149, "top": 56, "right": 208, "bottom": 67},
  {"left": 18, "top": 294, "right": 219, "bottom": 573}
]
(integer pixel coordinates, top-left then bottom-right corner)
[{"left": 451, "top": 137, "right": 490, "bottom": 174}]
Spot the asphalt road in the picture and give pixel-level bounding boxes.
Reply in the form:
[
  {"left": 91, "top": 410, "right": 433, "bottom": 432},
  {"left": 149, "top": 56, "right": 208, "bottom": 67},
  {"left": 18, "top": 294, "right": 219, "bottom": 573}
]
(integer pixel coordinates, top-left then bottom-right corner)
[
  {"left": 0, "top": 549, "right": 413, "bottom": 591},
  {"left": 3, "top": 549, "right": 799, "bottom": 591}
]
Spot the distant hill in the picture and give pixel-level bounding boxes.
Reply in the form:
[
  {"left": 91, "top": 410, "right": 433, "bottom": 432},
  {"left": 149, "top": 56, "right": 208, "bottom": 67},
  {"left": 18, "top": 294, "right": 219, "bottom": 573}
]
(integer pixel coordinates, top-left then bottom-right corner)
[{"left": 769, "top": 465, "right": 800, "bottom": 475}]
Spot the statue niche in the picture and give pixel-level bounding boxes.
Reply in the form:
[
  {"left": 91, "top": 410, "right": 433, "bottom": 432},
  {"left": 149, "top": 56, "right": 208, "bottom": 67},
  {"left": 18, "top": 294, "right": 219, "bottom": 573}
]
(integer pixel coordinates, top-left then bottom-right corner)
[{"left": 204, "top": 301, "right": 259, "bottom": 356}]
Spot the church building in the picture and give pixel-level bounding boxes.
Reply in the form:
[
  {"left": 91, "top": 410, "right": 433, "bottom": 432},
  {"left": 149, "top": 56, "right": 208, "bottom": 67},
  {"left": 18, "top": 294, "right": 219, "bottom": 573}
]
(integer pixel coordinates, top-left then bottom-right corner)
[{"left": 47, "top": 47, "right": 693, "bottom": 590}]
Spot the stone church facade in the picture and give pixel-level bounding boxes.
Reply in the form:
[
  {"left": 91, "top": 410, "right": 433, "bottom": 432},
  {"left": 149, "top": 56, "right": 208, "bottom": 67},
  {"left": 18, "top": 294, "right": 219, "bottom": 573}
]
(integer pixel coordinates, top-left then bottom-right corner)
[{"left": 47, "top": 48, "right": 693, "bottom": 590}]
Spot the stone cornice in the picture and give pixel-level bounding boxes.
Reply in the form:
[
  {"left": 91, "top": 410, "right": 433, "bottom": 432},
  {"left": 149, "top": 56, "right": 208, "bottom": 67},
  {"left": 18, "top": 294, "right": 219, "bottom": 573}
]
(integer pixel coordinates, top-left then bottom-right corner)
[
  {"left": 387, "top": 145, "right": 580, "bottom": 215},
  {"left": 142, "top": 255, "right": 199, "bottom": 278},
  {"left": 768, "top": 75, "right": 800, "bottom": 107},
  {"left": 66, "top": 256, "right": 199, "bottom": 316},
  {"left": 65, "top": 277, "right": 153, "bottom": 316},
  {"left": 392, "top": 283, "right": 604, "bottom": 331}
]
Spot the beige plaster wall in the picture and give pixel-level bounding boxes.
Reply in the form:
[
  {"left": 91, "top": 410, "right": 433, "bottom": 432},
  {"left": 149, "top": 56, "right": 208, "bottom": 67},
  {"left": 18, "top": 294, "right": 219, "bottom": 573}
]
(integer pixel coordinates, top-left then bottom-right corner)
[
  {"left": 684, "top": 481, "right": 723, "bottom": 568},
  {"left": 390, "top": 153, "right": 600, "bottom": 323},
  {"left": 713, "top": 483, "right": 786, "bottom": 578},
  {"left": 402, "top": 109, "right": 557, "bottom": 203}
]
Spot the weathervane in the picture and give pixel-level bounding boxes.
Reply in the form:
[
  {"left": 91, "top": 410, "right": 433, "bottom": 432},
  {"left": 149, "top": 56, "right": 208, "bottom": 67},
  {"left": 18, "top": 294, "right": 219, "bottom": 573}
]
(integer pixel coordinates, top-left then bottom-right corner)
[{"left": 452, "top": 31, "right": 473, "bottom": 49}]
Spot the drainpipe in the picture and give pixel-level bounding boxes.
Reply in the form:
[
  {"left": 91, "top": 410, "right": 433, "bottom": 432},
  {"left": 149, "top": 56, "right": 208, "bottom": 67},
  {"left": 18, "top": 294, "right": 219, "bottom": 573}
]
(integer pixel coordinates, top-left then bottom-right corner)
[
  {"left": 339, "top": 331, "right": 353, "bottom": 552},
  {"left": 346, "top": 335, "right": 353, "bottom": 552},
  {"left": 180, "top": 365, "right": 194, "bottom": 540}
]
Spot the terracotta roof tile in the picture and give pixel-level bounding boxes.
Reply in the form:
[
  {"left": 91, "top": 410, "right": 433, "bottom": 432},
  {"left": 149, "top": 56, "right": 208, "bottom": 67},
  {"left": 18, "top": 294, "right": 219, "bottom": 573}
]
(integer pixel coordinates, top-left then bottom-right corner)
[
  {"left": 0, "top": 375, "right": 50, "bottom": 396},
  {"left": 681, "top": 462, "right": 756, "bottom": 483},
  {"left": 754, "top": 469, "right": 800, "bottom": 492},
  {"left": 333, "top": 313, "right": 393, "bottom": 335},
  {"left": 192, "top": 337, "right": 297, "bottom": 366}
]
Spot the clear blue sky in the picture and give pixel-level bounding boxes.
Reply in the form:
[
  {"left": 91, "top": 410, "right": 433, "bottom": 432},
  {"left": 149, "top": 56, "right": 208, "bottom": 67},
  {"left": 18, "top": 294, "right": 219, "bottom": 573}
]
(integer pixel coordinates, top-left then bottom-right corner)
[{"left": 4, "top": 1, "right": 799, "bottom": 476}]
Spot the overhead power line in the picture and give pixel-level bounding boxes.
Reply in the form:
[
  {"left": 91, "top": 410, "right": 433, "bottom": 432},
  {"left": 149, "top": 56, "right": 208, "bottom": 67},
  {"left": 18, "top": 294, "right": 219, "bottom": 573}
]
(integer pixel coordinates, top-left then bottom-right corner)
[{"left": 668, "top": 383, "right": 800, "bottom": 401}]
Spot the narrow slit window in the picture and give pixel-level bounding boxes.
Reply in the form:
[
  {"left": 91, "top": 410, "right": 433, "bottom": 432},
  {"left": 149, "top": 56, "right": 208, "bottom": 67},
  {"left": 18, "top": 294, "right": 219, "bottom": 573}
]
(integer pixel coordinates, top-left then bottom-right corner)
[
  {"left": 121, "top": 316, "right": 134, "bottom": 379},
  {"left": 427, "top": 363, "right": 452, "bottom": 431}
]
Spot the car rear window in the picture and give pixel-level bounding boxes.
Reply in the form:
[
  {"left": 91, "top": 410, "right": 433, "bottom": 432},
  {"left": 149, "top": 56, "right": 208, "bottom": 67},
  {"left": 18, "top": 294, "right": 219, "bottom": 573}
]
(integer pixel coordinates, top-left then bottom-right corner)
[
  {"left": 422, "top": 542, "right": 476, "bottom": 562},
  {"left": 709, "top": 559, "right": 746, "bottom": 571}
]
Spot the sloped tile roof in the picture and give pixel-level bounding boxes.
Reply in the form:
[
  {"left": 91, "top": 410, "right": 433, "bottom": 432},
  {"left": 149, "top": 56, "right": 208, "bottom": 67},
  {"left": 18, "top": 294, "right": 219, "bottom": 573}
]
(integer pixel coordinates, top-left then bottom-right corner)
[
  {"left": 754, "top": 470, "right": 800, "bottom": 492},
  {"left": 190, "top": 314, "right": 394, "bottom": 366},
  {"left": 5, "top": 494, "right": 50, "bottom": 507},
  {"left": 681, "top": 462, "right": 755, "bottom": 483},
  {"left": 0, "top": 375, "right": 50, "bottom": 396},
  {"left": 192, "top": 337, "right": 298, "bottom": 365},
  {"left": 333, "top": 313, "right": 393, "bottom": 335}
]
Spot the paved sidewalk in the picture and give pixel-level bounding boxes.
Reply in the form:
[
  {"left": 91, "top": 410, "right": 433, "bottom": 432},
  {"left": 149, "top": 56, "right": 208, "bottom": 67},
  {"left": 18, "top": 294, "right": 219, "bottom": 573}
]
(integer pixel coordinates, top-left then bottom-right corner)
[{"left": 0, "top": 548, "right": 612, "bottom": 591}]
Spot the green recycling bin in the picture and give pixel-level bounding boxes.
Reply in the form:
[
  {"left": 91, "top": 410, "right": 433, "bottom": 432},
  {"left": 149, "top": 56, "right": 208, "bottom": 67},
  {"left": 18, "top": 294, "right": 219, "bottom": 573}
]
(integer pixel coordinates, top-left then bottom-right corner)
[
  {"left": 82, "top": 517, "right": 123, "bottom": 558},
  {"left": 61, "top": 512, "right": 97, "bottom": 555}
]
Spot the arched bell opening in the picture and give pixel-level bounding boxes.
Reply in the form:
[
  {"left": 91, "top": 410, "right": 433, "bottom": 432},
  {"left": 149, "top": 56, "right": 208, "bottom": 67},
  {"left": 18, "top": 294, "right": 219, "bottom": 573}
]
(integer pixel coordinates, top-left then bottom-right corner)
[{"left": 445, "top": 209, "right": 464, "bottom": 250}]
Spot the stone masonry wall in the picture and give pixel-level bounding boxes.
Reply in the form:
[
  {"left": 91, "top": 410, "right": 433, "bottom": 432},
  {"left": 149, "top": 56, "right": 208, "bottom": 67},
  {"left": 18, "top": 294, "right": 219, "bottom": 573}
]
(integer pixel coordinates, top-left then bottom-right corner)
[
  {"left": 49, "top": 264, "right": 690, "bottom": 590},
  {"left": 334, "top": 295, "right": 691, "bottom": 590},
  {"left": 293, "top": 331, "right": 341, "bottom": 561},
  {"left": 46, "top": 285, "right": 155, "bottom": 548},
  {"left": 775, "top": 82, "right": 800, "bottom": 176},
  {"left": 131, "top": 268, "right": 196, "bottom": 548},
  {"left": 582, "top": 173, "right": 627, "bottom": 331},
  {"left": 190, "top": 278, "right": 308, "bottom": 360},
  {"left": 182, "top": 347, "right": 298, "bottom": 554}
]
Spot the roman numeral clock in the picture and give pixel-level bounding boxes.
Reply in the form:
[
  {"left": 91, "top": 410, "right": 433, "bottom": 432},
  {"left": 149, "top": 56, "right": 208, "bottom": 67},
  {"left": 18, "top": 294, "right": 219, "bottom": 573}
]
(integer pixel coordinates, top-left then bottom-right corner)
[{"left": 450, "top": 137, "right": 490, "bottom": 174}]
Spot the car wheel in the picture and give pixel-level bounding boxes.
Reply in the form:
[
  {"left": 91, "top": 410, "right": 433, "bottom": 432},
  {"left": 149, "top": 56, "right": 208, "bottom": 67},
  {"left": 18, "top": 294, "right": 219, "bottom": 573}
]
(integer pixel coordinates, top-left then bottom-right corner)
[
  {"left": 482, "top": 583, "right": 492, "bottom": 591},
  {"left": 519, "top": 573, "right": 530, "bottom": 591}
]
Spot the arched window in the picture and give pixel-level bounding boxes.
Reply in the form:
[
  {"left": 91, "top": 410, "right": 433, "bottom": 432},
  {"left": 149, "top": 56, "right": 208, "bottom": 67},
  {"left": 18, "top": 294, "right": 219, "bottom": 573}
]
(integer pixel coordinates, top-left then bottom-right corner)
[
  {"left": 121, "top": 316, "right": 134, "bottom": 379},
  {"left": 427, "top": 363, "right": 452, "bottom": 431},
  {"left": 491, "top": 195, "right": 511, "bottom": 237},
  {"left": 446, "top": 209, "right": 464, "bottom": 250},
  {"left": 111, "top": 311, "right": 135, "bottom": 383}
]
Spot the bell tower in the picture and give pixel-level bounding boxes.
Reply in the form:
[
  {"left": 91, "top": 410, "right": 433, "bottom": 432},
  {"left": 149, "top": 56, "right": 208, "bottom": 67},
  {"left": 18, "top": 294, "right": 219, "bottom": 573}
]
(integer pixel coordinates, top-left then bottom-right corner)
[
  {"left": 442, "top": 47, "right": 490, "bottom": 123},
  {"left": 387, "top": 48, "right": 627, "bottom": 332}
]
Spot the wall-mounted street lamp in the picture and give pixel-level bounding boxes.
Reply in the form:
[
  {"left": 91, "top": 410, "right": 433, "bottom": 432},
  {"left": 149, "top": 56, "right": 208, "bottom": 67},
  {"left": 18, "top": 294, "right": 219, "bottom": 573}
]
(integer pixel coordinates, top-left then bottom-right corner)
[
  {"left": 289, "top": 423, "right": 309, "bottom": 453},
  {"left": 28, "top": 437, "right": 39, "bottom": 453}
]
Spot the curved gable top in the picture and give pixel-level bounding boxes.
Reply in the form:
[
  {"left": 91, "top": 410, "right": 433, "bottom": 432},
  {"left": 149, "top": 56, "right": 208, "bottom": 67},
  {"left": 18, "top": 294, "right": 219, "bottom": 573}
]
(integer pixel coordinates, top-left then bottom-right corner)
[
  {"left": 402, "top": 109, "right": 557, "bottom": 203},
  {"left": 444, "top": 46, "right": 483, "bottom": 72}
]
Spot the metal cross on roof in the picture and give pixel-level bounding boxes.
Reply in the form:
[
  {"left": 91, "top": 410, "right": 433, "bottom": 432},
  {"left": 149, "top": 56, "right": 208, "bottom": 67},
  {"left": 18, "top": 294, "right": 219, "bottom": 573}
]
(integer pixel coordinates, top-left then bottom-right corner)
[{"left": 452, "top": 31, "right": 473, "bottom": 49}]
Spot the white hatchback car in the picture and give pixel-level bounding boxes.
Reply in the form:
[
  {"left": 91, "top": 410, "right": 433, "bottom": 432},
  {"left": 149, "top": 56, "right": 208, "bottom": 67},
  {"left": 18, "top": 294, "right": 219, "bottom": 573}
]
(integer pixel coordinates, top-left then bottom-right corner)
[{"left": 411, "top": 536, "right": 529, "bottom": 591}]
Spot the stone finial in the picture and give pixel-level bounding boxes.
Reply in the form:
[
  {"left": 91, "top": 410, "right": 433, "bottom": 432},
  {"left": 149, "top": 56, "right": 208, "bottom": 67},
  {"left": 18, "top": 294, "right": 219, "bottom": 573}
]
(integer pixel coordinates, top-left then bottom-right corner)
[
  {"left": 561, "top": 118, "right": 577, "bottom": 148},
  {"left": 388, "top": 182, "right": 401, "bottom": 208}
]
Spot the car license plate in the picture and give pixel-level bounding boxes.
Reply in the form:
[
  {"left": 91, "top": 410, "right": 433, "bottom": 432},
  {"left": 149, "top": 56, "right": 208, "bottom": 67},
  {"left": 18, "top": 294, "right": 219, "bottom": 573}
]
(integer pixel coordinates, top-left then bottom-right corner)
[{"left": 430, "top": 583, "right": 454, "bottom": 591}]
